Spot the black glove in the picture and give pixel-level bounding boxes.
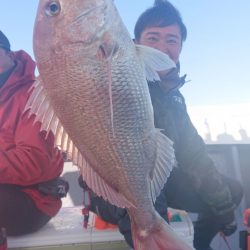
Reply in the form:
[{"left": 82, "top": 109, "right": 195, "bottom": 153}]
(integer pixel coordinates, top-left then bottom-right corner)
[
  {"left": 37, "top": 177, "right": 69, "bottom": 198},
  {"left": 220, "top": 220, "right": 237, "bottom": 236},
  {"left": 215, "top": 209, "right": 237, "bottom": 237}
]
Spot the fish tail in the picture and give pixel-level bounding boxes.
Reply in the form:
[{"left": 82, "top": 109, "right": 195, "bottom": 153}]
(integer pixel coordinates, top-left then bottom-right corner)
[{"left": 131, "top": 215, "right": 192, "bottom": 250}]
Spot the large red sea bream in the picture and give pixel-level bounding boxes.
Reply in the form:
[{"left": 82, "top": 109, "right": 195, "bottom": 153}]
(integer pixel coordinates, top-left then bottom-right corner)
[{"left": 27, "top": 0, "right": 192, "bottom": 249}]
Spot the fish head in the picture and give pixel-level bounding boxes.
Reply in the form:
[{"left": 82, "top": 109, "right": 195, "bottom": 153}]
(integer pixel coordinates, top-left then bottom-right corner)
[{"left": 33, "top": 0, "right": 120, "bottom": 70}]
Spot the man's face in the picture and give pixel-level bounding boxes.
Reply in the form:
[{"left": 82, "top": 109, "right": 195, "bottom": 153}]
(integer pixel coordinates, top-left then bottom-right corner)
[
  {"left": 137, "top": 24, "right": 182, "bottom": 64},
  {"left": 0, "top": 48, "right": 15, "bottom": 74}
]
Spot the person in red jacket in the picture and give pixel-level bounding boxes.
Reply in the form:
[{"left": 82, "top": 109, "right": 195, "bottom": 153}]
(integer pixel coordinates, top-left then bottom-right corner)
[{"left": 0, "top": 30, "right": 64, "bottom": 236}]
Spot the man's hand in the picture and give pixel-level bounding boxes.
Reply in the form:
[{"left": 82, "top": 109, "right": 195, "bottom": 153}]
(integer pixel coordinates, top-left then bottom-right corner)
[
  {"left": 215, "top": 209, "right": 237, "bottom": 237},
  {"left": 220, "top": 220, "right": 237, "bottom": 236}
]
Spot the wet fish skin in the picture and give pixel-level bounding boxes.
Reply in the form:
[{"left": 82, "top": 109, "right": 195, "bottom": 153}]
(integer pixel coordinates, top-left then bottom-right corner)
[{"left": 29, "top": 1, "right": 192, "bottom": 249}]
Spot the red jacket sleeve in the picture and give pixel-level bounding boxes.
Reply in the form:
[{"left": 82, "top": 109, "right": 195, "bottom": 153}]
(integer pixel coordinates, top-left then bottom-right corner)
[{"left": 0, "top": 112, "right": 63, "bottom": 186}]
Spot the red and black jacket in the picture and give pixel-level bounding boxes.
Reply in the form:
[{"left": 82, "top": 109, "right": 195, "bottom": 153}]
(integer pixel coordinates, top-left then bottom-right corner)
[{"left": 0, "top": 50, "right": 64, "bottom": 217}]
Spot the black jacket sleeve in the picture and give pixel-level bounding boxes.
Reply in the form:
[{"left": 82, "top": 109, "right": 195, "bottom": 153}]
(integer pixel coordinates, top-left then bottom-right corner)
[{"left": 148, "top": 82, "right": 235, "bottom": 214}]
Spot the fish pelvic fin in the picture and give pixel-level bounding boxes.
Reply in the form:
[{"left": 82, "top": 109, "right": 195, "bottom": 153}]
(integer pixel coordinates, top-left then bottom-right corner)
[
  {"left": 148, "top": 130, "right": 176, "bottom": 203},
  {"left": 135, "top": 44, "right": 176, "bottom": 82},
  {"left": 131, "top": 213, "right": 192, "bottom": 250}
]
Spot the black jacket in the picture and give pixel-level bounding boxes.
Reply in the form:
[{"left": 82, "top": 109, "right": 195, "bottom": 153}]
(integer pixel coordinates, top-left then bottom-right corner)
[{"left": 148, "top": 82, "right": 234, "bottom": 212}]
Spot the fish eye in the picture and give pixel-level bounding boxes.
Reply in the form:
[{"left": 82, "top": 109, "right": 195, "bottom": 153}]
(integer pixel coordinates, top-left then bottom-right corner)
[{"left": 45, "top": 1, "right": 61, "bottom": 16}]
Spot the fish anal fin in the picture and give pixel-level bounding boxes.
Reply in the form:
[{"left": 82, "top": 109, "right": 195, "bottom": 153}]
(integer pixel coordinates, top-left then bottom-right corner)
[{"left": 78, "top": 158, "right": 134, "bottom": 209}]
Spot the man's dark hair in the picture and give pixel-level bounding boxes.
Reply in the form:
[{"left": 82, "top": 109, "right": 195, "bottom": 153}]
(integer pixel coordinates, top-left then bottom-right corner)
[
  {"left": 134, "top": 0, "right": 187, "bottom": 42},
  {"left": 0, "top": 31, "right": 11, "bottom": 51}
]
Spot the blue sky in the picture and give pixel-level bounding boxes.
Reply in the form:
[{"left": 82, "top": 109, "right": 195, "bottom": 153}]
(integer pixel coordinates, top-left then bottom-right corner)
[{"left": 1, "top": 1, "right": 249, "bottom": 106}]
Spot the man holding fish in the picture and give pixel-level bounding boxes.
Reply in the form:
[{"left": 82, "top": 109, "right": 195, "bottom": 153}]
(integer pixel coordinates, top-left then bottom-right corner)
[
  {"left": 27, "top": 0, "right": 243, "bottom": 249},
  {"left": 80, "top": 1, "right": 243, "bottom": 250}
]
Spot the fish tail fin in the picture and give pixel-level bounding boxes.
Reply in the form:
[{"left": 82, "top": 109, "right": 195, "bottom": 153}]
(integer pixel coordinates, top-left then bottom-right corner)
[{"left": 131, "top": 215, "right": 192, "bottom": 250}]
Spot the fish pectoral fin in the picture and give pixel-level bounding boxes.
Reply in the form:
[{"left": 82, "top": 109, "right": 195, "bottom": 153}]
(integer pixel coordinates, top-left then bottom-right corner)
[
  {"left": 81, "top": 166, "right": 135, "bottom": 209},
  {"left": 135, "top": 44, "right": 176, "bottom": 82},
  {"left": 147, "top": 129, "right": 176, "bottom": 202}
]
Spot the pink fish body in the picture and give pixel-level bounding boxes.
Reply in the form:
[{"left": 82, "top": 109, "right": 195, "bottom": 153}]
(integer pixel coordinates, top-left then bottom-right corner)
[{"left": 27, "top": 1, "right": 192, "bottom": 249}]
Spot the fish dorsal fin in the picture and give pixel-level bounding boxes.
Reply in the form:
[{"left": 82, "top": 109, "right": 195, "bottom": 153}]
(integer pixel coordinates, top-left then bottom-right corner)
[
  {"left": 135, "top": 44, "right": 176, "bottom": 82},
  {"left": 25, "top": 77, "right": 133, "bottom": 208},
  {"left": 25, "top": 78, "right": 61, "bottom": 135},
  {"left": 147, "top": 129, "right": 176, "bottom": 203}
]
